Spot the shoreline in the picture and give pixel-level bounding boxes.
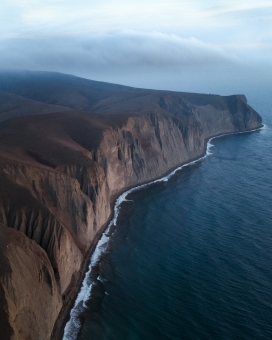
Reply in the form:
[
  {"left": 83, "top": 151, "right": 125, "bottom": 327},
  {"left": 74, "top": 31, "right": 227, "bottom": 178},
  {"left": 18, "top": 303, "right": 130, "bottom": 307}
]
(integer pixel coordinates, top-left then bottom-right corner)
[{"left": 57, "top": 124, "right": 264, "bottom": 340}]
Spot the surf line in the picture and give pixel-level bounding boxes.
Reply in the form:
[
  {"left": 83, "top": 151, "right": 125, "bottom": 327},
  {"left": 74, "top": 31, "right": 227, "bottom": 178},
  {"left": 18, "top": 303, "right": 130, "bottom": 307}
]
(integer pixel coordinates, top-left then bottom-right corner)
[{"left": 62, "top": 125, "right": 263, "bottom": 340}]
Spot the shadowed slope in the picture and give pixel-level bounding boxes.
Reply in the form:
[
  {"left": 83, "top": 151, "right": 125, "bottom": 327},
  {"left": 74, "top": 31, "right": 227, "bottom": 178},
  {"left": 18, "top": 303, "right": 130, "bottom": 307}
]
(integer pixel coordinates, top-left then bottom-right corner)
[
  {"left": 0, "top": 71, "right": 143, "bottom": 111},
  {"left": 0, "top": 91, "right": 72, "bottom": 123},
  {"left": 0, "top": 71, "right": 254, "bottom": 120}
]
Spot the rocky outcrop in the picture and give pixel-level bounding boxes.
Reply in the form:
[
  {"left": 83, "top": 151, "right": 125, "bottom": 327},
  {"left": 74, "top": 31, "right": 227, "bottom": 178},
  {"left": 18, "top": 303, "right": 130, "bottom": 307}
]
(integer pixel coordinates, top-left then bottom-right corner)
[{"left": 0, "top": 72, "right": 262, "bottom": 340}]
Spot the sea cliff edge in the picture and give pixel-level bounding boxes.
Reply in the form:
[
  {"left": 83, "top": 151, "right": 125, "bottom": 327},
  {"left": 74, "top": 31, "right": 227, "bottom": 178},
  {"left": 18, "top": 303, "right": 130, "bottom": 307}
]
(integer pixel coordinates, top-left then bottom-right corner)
[{"left": 0, "top": 71, "right": 263, "bottom": 340}]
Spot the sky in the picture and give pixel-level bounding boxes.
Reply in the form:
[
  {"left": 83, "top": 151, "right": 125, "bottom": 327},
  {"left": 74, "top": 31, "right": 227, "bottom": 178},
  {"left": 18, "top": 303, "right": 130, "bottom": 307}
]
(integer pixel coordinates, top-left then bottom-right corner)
[{"left": 1, "top": 0, "right": 272, "bottom": 95}]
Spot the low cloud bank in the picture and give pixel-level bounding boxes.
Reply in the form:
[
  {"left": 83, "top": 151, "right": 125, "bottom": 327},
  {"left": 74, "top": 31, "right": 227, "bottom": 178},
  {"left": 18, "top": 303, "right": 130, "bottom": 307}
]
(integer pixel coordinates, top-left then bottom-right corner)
[
  {"left": 0, "top": 31, "right": 238, "bottom": 74},
  {"left": 1, "top": 30, "right": 271, "bottom": 95}
]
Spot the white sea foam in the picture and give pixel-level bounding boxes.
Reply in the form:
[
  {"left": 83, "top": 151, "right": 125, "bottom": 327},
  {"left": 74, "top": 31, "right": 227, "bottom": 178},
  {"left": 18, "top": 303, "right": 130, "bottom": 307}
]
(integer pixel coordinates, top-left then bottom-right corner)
[
  {"left": 206, "top": 140, "right": 214, "bottom": 155},
  {"left": 62, "top": 126, "right": 263, "bottom": 340}
]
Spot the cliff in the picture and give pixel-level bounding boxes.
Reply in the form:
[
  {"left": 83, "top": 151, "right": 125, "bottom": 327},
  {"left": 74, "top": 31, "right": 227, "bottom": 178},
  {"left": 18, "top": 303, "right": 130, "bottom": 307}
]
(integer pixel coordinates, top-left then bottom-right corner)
[{"left": 0, "top": 71, "right": 262, "bottom": 339}]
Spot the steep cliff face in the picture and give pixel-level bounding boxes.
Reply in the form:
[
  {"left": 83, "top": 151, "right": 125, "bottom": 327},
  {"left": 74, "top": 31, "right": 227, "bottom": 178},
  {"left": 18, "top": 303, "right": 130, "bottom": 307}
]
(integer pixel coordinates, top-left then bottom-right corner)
[
  {"left": 91, "top": 95, "right": 262, "bottom": 197},
  {"left": 0, "top": 73, "right": 262, "bottom": 340},
  {"left": 93, "top": 112, "right": 203, "bottom": 196}
]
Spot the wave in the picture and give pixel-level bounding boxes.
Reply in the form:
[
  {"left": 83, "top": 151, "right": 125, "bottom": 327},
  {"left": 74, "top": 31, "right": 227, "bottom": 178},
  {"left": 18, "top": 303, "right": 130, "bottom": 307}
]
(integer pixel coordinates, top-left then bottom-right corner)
[{"left": 62, "top": 126, "right": 263, "bottom": 340}]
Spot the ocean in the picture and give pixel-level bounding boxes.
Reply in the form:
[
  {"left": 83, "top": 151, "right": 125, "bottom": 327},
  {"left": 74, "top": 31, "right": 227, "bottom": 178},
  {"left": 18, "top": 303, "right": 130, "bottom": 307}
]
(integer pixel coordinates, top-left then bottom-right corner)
[{"left": 64, "top": 90, "right": 272, "bottom": 340}]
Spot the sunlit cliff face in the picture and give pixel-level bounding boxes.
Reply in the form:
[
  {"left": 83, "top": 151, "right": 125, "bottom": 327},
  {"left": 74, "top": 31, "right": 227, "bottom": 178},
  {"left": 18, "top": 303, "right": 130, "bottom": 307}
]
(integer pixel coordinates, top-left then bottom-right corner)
[{"left": 0, "top": 0, "right": 272, "bottom": 93}]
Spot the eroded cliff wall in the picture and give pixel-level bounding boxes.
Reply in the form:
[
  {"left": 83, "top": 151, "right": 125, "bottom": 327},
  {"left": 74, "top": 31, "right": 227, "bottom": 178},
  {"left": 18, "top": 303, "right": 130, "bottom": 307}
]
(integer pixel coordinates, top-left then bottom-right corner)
[{"left": 0, "top": 86, "right": 262, "bottom": 340}]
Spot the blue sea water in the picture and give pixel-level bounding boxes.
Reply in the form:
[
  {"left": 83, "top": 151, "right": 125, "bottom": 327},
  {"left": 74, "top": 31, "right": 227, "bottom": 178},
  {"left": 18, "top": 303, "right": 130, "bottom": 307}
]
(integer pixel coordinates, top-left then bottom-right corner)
[{"left": 68, "top": 91, "right": 272, "bottom": 340}]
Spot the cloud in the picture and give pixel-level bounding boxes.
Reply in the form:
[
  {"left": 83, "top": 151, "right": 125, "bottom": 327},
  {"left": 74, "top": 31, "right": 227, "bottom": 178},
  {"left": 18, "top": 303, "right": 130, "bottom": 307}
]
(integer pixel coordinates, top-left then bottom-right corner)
[
  {"left": 0, "top": 1, "right": 271, "bottom": 94},
  {"left": 0, "top": 31, "right": 239, "bottom": 76},
  {"left": 1, "top": 0, "right": 272, "bottom": 55},
  {"left": 202, "top": 1, "right": 272, "bottom": 16}
]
